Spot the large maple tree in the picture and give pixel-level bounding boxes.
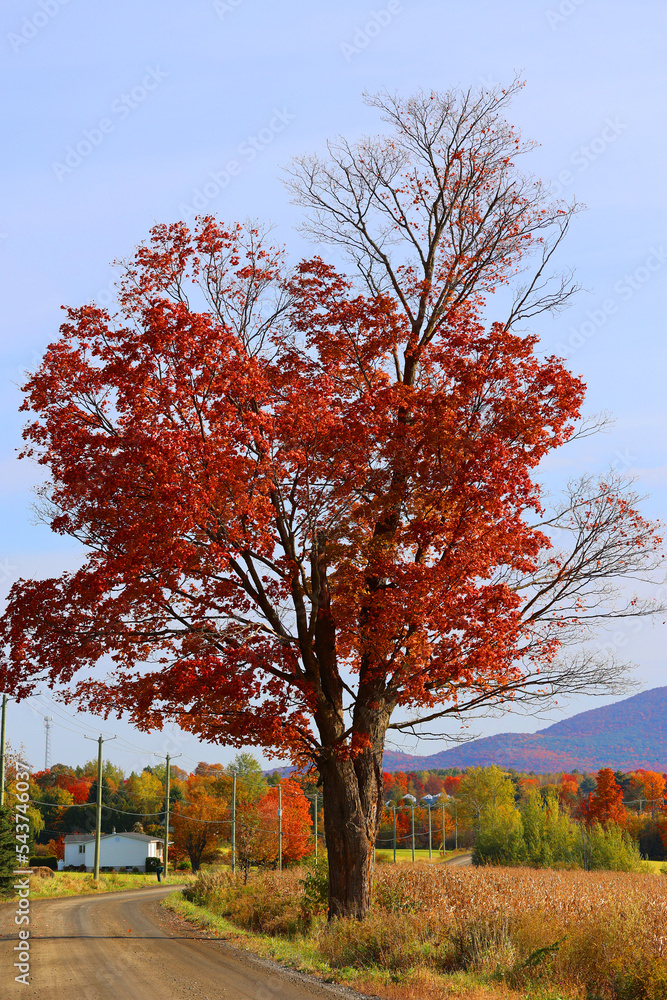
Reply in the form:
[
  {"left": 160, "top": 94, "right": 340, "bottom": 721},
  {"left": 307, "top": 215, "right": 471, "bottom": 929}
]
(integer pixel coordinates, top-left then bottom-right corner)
[{"left": 1, "top": 84, "right": 662, "bottom": 917}]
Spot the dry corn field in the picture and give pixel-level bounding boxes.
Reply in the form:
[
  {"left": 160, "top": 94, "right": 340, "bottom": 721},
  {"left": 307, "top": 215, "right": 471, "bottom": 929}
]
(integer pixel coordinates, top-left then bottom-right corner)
[
  {"left": 187, "top": 864, "right": 667, "bottom": 998},
  {"left": 374, "top": 864, "right": 667, "bottom": 940}
]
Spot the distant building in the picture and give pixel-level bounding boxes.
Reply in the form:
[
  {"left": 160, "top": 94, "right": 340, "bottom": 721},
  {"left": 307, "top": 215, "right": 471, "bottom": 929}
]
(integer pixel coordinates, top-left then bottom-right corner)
[{"left": 63, "top": 832, "right": 164, "bottom": 871}]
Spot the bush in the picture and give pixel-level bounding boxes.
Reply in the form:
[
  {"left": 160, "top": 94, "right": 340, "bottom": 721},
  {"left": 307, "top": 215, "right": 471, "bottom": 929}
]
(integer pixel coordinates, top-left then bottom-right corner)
[
  {"left": 299, "top": 855, "right": 328, "bottom": 913},
  {"left": 29, "top": 856, "right": 58, "bottom": 871},
  {"left": 145, "top": 856, "right": 163, "bottom": 873},
  {"left": 183, "top": 869, "right": 311, "bottom": 937},
  {"left": 318, "top": 912, "right": 438, "bottom": 972},
  {"left": 584, "top": 822, "right": 645, "bottom": 872},
  {"left": 473, "top": 793, "right": 645, "bottom": 872},
  {"left": 0, "top": 807, "right": 15, "bottom": 897}
]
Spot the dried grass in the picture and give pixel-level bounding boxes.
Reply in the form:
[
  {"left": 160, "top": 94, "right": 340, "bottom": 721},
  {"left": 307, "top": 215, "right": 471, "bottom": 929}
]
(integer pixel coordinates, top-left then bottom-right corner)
[{"left": 185, "top": 863, "right": 667, "bottom": 1000}]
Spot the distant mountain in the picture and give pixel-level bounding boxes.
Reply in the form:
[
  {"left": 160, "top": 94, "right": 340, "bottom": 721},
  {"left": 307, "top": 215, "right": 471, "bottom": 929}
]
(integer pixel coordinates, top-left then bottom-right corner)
[{"left": 382, "top": 687, "right": 667, "bottom": 773}]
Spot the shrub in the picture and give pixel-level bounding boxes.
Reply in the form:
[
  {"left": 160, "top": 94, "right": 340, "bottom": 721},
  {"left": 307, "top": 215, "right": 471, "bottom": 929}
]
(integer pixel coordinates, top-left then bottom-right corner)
[
  {"left": 318, "top": 912, "right": 439, "bottom": 972},
  {"left": 29, "top": 855, "right": 58, "bottom": 871},
  {"left": 145, "top": 856, "right": 163, "bottom": 873},
  {"left": 447, "top": 911, "right": 516, "bottom": 974},
  {"left": 299, "top": 855, "right": 328, "bottom": 913},
  {"left": 584, "top": 822, "right": 645, "bottom": 872},
  {"left": 183, "top": 869, "right": 311, "bottom": 936}
]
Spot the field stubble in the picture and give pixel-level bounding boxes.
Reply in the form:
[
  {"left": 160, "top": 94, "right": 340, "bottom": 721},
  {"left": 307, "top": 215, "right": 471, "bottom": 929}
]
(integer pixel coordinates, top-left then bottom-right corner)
[{"left": 182, "top": 863, "right": 667, "bottom": 1000}]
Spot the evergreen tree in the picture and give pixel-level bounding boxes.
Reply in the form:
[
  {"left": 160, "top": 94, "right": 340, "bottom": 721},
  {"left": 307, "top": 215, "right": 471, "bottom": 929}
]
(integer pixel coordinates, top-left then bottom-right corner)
[{"left": 0, "top": 806, "right": 16, "bottom": 897}]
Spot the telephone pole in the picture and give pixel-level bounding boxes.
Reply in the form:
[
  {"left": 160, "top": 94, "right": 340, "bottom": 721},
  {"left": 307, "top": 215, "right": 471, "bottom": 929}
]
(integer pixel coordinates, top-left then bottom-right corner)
[
  {"left": 153, "top": 752, "right": 181, "bottom": 881},
  {"left": 441, "top": 801, "right": 446, "bottom": 854},
  {"left": 84, "top": 734, "right": 116, "bottom": 881},
  {"left": 428, "top": 803, "right": 432, "bottom": 860}
]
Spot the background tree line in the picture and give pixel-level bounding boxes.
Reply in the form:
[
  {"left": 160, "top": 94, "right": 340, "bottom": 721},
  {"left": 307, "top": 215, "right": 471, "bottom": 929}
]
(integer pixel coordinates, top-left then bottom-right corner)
[{"left": 3, "top": 738, "right": 665, "bottom": 873}]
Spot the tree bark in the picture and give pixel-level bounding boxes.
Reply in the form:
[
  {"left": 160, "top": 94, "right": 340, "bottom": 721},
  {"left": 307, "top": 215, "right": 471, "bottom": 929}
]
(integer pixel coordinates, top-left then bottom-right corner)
[{"left": 319, "top": 743, "right": 384, "bottom": 919}]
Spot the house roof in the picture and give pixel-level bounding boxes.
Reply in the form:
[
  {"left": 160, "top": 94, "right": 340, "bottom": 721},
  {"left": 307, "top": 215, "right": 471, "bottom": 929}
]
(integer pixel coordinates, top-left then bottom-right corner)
[{"left": 64, "top": 833, "right": 164, "bottom": 844}]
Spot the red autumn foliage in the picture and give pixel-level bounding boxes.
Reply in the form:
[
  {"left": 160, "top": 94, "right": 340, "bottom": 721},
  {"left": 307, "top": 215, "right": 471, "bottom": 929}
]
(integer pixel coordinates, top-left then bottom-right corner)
[
  {"left": 392, "top": 773, "right": 409, "bottom": 795},
  {"left": 558, "top": 773, "right": 579, "bottom": 812},
  {"left": 586, "top": 768, "right": 627, "bottom": 827},
  {"left": 1, "top": 86, "right": 660, "bottom": 917},
  {"left": 55, "top": 774, "right": 93, "bottom": 804},
  {"left": 443, "top": 776, "right": 462, "bottom": 797},
  {"left": 257, "top": 779, "right": 313, "bottom": 864},
  {"left": 44, "top": 837, "right": 65, "bottom": 860},
  {"left": 424, "top": 774, "right": 445, "bottom": 796}
]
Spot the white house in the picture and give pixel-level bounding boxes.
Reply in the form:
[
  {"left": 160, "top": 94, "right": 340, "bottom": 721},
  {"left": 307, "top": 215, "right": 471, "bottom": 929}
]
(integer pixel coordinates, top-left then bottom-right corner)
[{"left": 63, "top": 832, "right": 164, "bottom": 872}]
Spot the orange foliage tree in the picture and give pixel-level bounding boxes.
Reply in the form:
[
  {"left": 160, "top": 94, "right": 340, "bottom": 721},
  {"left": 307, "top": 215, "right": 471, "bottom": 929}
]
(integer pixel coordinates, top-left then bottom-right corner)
[
  {"left": 1, "top": 84, "right": 662, "bottom": 918},
  {"left": 587, "top": 768, "right": 627, "bottom": 827},
  {"left": 55, "top": 774, "right": 93, "bottom": 804},
  {"left": 424, "top": 774, "right": 445, "bottom": 796},
  {"left": 170, "top": 778, "right": 227, "bottom": 871},
  {"left": 558, "top": 773, "right": 579, "bottom": 813},
  {"left": 641, "top": 771, "right": 666, "bottom": 813},
  {"left": 257, "top": 780, "right": 312, "bottom": 865}
]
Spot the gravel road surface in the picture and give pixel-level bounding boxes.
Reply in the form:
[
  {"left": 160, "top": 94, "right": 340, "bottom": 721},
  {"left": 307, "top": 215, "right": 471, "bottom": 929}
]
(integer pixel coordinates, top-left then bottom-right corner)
[
  {"left": 0, "top": 885, "right": 360, "bottom": 1000},
  {"left": 443, "top": 852, "right": 472, "bottom": 866}
]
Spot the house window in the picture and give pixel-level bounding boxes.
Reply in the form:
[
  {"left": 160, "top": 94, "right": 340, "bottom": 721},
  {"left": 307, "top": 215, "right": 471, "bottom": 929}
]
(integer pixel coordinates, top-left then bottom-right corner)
[{"left": 78, "top": 845, "right": 85, "bottom": 854}]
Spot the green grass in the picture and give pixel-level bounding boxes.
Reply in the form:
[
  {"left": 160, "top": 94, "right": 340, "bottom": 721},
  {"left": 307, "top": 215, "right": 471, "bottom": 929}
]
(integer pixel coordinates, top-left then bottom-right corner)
[
  {"left": 375, "top": 847, "right": 469, "bottom": 863},
  {"left": 161, "top": 893, "right": 331, "bottom": 977},
  {"left": 641, "top": 859, "right": 667, "bottom": 875},
  {"left": 24, "top": 871, "right": 191, "bottom": 900}
]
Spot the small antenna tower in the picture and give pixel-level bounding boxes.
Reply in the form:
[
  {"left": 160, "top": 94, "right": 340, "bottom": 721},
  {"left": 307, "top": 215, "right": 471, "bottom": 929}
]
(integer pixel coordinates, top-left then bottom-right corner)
[{"left": 43, "top": 716, "right": 54, "bottom": 771}]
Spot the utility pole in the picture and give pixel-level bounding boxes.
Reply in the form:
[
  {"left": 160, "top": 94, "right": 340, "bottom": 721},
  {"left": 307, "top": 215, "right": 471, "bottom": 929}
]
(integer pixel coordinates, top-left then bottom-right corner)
[
  {"left": 164, "top": 754, "right": 171, "bottom": 879},
  {"left": 454, "top": 801, "right": 458, "bottom": 851},
  {"left": 278, "top": 781, "right": 283, "bottom": 872},
  {"left": 152, "top": 751, "right": 181, "bottom": 881},
  {"left": 84, "top": 734, "right": 116, "bottom": 881},
  {"left": 411, "top": 805, "right": 415, "bottom": 863},
  {"left": 313, "top": 794, "right": 318, "bottom": 861},
  {"left": 428, "top": 804, "right": 432, "bottom": 860},
  {"left": 392, "top": 805, "right": 396, "bottom": 864},
  {"left": 441, "top": 801, "right": 445, "bottom": 855},
  {"left": 231, "top": 771, "right": 236, "bottom": 874},
  {"left": 0, "top": 694, "right": 7, "bottom": 809}
]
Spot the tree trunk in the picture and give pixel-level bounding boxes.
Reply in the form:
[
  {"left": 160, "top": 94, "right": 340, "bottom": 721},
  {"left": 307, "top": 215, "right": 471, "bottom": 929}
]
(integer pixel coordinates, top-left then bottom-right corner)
[{"left": 320, "top": 746, "right": 384, "bottom": 920}]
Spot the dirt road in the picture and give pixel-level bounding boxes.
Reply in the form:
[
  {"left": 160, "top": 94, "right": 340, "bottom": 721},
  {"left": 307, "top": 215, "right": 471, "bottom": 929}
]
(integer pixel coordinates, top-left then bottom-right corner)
[
  {"left": 443, "top": 852, "right": 472, "bottom": 866},
  {"left": 0, "top": 885, "right": 357, "bottom": 999}
]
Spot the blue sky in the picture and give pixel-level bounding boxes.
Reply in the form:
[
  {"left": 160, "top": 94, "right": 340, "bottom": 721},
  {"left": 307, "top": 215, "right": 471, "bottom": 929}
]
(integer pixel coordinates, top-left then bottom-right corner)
[{"left": 1, "top": 0, "right": 666, "bottom": 773}]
